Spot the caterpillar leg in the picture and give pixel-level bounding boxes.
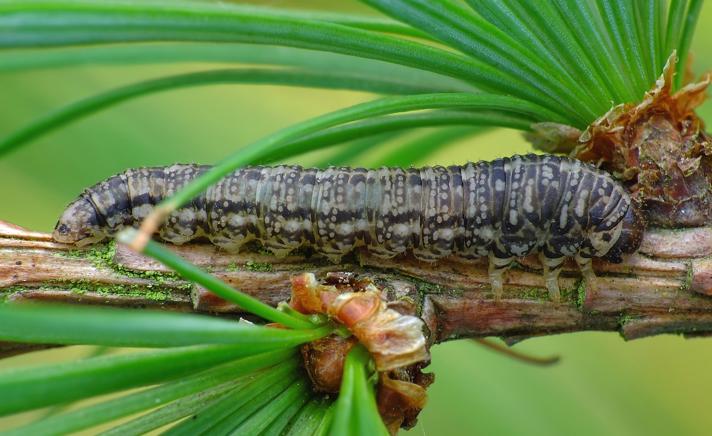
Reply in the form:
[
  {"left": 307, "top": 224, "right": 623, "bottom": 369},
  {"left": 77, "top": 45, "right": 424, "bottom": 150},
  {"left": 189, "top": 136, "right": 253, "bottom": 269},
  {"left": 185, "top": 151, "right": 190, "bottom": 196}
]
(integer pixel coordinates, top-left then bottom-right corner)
[
  {"left": 539, "top": 253, "right": 564, "bottom": 302},
  {"left": 575, "top": 254, "right": 598, "bottom": 305},
  {"left": 488, "top": 253, "right": 514, "bottom": 301},
  {"left": 269, "top": 247, "right": 295, "bottom": 258}
]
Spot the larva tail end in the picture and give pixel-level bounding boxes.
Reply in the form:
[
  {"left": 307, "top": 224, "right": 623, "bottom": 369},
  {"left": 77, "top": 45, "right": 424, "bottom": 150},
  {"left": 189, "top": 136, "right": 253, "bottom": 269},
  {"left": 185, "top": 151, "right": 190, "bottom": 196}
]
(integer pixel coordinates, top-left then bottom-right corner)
[{"left": 603, "top": 204, "right": 645, "bottom": 263}]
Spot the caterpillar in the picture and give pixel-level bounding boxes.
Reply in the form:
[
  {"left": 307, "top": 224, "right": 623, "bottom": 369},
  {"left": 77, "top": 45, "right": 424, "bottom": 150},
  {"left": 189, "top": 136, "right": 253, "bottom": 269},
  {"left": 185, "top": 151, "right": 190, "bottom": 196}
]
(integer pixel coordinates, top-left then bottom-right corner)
[{"left": 54, "top": 154, "right": 644, "bottom": 301}]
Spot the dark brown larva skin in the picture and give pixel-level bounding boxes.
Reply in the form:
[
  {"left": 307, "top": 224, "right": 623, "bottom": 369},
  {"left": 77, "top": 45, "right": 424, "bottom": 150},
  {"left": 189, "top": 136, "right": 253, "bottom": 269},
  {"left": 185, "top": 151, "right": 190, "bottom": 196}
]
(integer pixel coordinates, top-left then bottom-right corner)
[{"left": 54, "top": 154, "right": 644, "bottom": 300}]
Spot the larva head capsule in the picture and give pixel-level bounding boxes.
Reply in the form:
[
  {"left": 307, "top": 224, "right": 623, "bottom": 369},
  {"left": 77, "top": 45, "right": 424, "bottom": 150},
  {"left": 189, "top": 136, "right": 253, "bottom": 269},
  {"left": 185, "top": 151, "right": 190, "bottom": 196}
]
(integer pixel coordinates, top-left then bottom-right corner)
[
  {"left": 602, "top": 203, "right": 645, "bottom": 263},
  {"left": 53, "top": 196, "right": 106, "bottom": 246}
]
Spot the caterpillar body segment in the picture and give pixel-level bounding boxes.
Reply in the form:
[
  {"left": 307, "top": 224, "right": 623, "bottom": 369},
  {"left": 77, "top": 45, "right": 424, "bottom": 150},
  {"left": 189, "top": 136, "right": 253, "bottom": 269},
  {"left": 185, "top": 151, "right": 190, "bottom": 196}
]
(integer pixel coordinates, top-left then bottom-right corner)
[{"left": 54, "top": 155, "right": 645, "bottom": 301}]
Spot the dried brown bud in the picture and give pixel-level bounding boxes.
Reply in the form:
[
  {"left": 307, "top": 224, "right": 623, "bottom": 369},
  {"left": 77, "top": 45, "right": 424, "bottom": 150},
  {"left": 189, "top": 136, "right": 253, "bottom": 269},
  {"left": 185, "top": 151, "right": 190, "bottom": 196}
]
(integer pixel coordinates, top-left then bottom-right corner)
[
  {"left": 289, "top": 272, "right": 333, "bottom": 314},
  {"left": 301, "top": 335, "right": 357, "bottom": 393},
  {"left": 291, "top": 273, "right": 429, "bottom": 371},
  {"left": 378, "top": 365, "right": 435, "bottom": 432},
  {"left": 574, "top": 52, "right": 711, "bottom": 227},
  {"left": 291, "top": 272, "right": 432, "bottom": 430}
]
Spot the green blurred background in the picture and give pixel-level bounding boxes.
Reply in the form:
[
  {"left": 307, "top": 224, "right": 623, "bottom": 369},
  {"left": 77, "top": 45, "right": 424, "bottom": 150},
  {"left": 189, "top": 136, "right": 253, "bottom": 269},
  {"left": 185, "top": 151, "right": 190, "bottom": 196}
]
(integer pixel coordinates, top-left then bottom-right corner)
[{"left": 1, "top": 1, "right": 711, "bottom": 435}]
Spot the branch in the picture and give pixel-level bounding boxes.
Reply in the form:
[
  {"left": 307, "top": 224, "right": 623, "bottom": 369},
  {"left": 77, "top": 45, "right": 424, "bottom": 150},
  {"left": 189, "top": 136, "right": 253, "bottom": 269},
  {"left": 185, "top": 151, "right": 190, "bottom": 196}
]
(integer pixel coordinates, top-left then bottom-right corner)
[{"left": 3, "top": 220, "right": 712, "bottom": 356}]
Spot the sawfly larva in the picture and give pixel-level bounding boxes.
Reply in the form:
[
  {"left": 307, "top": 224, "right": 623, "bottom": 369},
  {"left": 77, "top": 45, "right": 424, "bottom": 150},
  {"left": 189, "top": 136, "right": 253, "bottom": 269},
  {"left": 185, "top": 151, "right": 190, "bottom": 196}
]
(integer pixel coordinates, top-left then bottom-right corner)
[{"left": 54, "top": 154, "right": 644, "bottom": 301}]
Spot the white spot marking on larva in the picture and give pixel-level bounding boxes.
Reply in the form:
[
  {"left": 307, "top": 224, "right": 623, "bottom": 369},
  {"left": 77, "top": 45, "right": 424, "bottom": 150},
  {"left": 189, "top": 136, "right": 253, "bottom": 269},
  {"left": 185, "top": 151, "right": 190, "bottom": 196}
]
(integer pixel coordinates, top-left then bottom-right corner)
[
  {"left": 509, "top": 210, "right": 518, "bottom": 225},
  {"left": 393, "top": 223, "right": 409, "bottom": 237},
  {"left": 523, "top": 184, "right": 534, "bottom": 213},
  {"left": 575, "top": 189, "right": 588, "bottom": 217},
  {"left": 336, "top": 223, "right": 353, "bottom": 236},
  {"left": 229, "top": 214, "right": 246, "bottom": 227},
  {"left": 283, "top": 220, "right": 301, "bottom": 233},
  {"left": 133, "top": 203, "right": 153, "bottom": 219},
  {"left": 559, "top": 204, "right": 568, "bottom": 228}
]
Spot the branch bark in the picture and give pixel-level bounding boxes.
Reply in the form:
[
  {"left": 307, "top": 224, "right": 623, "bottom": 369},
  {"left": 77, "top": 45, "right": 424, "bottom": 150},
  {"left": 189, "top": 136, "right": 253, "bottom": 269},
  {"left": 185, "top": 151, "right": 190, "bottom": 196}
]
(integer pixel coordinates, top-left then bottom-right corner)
[{"left": 3, "top": 220, "right": 712, "bottom": 356}]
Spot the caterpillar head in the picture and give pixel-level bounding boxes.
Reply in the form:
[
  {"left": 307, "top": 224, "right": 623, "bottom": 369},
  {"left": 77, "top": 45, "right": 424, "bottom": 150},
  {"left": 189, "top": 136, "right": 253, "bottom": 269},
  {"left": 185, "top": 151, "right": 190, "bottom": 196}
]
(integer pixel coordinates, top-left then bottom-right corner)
[
  {"left": 602, "top": 203, "right": 645, "bottom": 263},
  {"left": 53, "top": 196, "right": 106, "bottom": 246}
]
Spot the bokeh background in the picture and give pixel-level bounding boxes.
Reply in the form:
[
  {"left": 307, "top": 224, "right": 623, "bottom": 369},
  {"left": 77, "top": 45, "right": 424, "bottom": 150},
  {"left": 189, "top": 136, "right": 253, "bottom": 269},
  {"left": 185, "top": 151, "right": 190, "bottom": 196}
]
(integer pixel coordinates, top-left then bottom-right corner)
[{"left": 1, "top": 1, "right": 711, "bottom": 435}]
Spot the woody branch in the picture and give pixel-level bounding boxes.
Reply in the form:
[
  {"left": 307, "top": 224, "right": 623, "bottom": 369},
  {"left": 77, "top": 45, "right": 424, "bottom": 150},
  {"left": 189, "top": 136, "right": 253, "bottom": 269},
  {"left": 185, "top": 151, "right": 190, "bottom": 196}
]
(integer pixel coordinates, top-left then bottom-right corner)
[{"left": 2, "top": 219, "right": 712, "bottom": 357}]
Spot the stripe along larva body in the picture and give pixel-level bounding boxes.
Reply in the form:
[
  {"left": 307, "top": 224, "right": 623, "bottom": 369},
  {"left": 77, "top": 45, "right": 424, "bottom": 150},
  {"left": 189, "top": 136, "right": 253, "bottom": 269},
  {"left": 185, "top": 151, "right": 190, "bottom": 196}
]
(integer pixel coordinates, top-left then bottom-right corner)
[{"left": 54, "top": 154, "right": 644, "bottom": 301}]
